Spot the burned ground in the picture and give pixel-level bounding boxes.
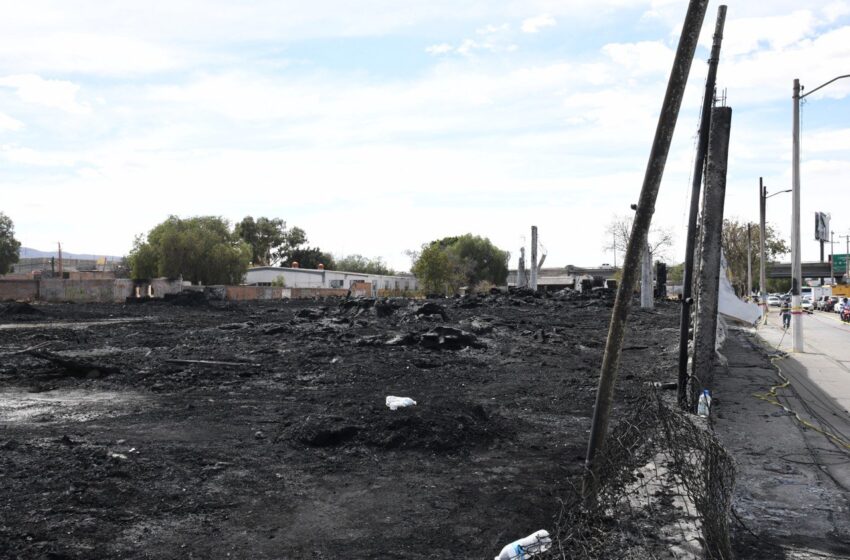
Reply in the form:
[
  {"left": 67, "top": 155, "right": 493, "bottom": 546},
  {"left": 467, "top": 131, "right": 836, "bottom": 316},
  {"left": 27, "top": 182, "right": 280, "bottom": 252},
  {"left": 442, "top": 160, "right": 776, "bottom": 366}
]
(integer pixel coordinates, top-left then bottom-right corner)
[{"left": 0, "top": 292, "right": 680, "bottom": 559}]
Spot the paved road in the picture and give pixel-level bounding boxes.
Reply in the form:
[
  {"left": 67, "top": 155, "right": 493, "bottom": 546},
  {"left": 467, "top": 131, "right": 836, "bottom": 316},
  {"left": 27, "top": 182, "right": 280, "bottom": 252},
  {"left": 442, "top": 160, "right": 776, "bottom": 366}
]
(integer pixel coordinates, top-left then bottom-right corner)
[
  {"left": 712, "top": 312, "right": 850, "bottom": 558},
  {"left": 759, "top": 309, "right": 850, "bottom": 413}
]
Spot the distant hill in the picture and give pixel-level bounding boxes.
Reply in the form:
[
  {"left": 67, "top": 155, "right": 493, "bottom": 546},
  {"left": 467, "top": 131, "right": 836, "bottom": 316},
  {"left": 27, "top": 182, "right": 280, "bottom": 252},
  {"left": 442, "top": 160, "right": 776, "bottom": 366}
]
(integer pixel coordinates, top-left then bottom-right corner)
[{"left": 18, "top": 247, "right": 123, "bottom": 261}]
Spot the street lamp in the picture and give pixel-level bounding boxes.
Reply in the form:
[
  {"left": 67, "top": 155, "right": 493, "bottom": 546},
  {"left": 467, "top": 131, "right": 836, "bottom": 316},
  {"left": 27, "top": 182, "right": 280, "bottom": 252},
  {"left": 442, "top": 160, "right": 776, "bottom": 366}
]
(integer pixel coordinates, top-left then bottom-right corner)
[
  {"left": 792, "top": 74, "right": 850, "bottom": 352},
  {"left": 758, "top": 178, "right": 791, "bottom": 324}
]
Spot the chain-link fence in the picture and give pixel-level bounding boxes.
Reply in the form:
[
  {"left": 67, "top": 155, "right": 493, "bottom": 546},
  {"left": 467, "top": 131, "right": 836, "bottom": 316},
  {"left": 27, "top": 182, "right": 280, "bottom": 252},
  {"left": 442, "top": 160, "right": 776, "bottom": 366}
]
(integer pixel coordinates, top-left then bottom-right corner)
[{"left": 544, "top": 389, "right": 735, "bottom": 559}]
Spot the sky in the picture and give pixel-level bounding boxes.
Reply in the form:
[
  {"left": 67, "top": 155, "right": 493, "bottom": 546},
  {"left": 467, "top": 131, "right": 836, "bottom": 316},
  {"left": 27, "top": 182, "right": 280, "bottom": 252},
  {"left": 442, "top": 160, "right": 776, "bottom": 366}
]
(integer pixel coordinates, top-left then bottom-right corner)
[{"left": 1, "top": 0, "right": 849, "bottom": 272}]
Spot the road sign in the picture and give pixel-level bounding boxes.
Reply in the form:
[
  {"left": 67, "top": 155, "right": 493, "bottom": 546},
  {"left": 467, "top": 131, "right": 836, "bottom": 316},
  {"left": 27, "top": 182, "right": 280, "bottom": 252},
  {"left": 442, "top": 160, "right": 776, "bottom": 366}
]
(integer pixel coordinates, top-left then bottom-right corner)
[{"left": 833, "top": 254, "right": 849, "bottom": 273}]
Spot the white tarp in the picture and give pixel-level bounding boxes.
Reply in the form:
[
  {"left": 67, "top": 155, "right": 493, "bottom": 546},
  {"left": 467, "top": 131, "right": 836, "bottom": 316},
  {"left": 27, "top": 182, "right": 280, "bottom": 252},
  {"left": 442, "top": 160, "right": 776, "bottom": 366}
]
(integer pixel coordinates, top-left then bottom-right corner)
[{"left": 718, "top": 250, "right": 762, "bottom": 324}]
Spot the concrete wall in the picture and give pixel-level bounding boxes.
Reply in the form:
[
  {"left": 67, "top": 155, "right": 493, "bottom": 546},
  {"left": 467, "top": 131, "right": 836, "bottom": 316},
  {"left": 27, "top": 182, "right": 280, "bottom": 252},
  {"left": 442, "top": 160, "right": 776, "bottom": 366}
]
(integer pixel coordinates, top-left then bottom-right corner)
[
  {"left": 225, "top": 286, "right": 284, "bottom": 301},
  {"left": 151, "top": 278, "right": 184, "bottom": 297},
  {"left": 40, "top": 279, "right": 135, "bottom": 303},
  {"left": 245, "top": 266, "right": 418, "bottom": 292},
  {"left": 0, "top": 280, "right": 39, "bottom": 301}
]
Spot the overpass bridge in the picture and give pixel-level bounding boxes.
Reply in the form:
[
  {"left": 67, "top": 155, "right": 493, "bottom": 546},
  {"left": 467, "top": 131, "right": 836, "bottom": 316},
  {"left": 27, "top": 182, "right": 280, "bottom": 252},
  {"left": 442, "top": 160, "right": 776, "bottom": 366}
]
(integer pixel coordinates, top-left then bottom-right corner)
[{"left": 766, "top": 262, "right": 845, "bottom": 281}]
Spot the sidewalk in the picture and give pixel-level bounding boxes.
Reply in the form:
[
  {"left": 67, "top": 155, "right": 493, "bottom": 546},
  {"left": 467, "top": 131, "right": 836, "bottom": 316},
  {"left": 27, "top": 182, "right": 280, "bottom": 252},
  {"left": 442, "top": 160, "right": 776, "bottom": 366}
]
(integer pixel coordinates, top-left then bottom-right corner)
[{"left": 711, "top": 324, "right": 850, "bottom": 559}]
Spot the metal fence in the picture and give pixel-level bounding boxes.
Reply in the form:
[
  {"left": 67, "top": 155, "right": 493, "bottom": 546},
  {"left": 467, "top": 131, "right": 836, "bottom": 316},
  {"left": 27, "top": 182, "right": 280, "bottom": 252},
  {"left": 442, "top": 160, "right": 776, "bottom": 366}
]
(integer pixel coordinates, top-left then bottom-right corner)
[{"left": 544, "top": 389, "right": 735, "bottom": 559}]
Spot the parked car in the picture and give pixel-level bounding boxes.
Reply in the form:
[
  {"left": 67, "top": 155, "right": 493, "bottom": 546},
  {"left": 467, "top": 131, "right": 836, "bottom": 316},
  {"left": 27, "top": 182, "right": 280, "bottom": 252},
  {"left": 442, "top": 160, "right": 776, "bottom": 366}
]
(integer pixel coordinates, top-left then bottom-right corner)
[
  {"left": 767, "top": 295, "right": 781, "bottom": 307},
  {"left": 815, "top": 295, "right": 831, "bottom": 310}
]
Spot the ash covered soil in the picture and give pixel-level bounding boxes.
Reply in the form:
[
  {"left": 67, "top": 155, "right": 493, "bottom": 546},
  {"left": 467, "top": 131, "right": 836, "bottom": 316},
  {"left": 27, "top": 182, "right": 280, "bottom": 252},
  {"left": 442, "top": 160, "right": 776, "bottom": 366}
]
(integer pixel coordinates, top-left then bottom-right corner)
[{"left": 0, "top": 291, "right": 679, "bottom": 559}]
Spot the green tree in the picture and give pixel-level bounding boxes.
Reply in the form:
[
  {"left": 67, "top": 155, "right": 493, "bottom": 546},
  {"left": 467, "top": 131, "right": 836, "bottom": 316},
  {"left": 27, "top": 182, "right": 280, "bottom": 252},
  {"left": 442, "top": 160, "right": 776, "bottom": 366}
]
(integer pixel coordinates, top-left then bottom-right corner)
[
  {"left": 234, "top": 217, "right": 317, "bottom": 267},
  {"left": 412, "top": 234, "right": 509, "bottom": 294},
  {"left": 288, "top": 246, "right": 335, "bottom": 270},
  {"left": 128, "top": 216, "right": 251, "bottom": 284},
  {"left": 334, "top": 254, "right": 394, "bottom": 275},
  {"left": 667, "top": 262, "right": 684, "bottom": 285},
  {"left": 0, "top": 213, "right": 21, "bottom": 274},
  {"left": 721, "top": 218, "right": 789, "bottom": 296}
]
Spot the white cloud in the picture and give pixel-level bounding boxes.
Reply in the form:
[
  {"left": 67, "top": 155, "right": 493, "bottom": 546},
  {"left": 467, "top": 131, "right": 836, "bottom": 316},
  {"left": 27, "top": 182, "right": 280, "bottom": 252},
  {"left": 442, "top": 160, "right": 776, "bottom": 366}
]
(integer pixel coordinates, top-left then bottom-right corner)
[
  {"left": 0, "top": 74, "right": 90, "bottom": 114},
  {"left": 0, "top": 33, "right": 179, "bottom": 76},
  {"left": 602, "top": 41, "right": 675, "bottom": 76},
  {"left": 823, "top": 1, "right": 850, "bottom": 22},
  {"left": 521, "top": 14, "right": 556, "bottom": 33},
  {"left": 426, "top": 43, "right": 454, "bottom": 55},
  {"left": 477, "top": 23, "right": 510, "bottom": 35},
  {"left": 0, "top": 112, "right": 23, "bottom": 131}
]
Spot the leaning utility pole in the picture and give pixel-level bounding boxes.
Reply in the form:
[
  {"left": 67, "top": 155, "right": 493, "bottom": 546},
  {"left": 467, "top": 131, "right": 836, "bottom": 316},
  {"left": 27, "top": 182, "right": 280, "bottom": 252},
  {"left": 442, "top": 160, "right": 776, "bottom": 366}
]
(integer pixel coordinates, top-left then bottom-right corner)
[
  {"left": 691, "top": 106, "right": 732, "bottom": 408},
  {"left": 530, "top": 226, "right": 539, "bottom": 291},
  {"left": 676, "top": 4, "right": 726, "bottom": 408},
  {"left": 584, "top": 0, "right": 709, "bottom": 498}
]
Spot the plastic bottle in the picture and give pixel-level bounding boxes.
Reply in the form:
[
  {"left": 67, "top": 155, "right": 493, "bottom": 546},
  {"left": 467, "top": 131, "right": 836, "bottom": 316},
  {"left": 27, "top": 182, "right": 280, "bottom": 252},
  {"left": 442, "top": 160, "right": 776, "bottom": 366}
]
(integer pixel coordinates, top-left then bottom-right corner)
[
  {"left": 385, "top": 396, "right": 416, "bottom": 410},
  {"left": 494, "top": 529, "right": 552, "bottom": 560},
  {"left": 697, "top": 389, "right": 711, "bottom": 418}
]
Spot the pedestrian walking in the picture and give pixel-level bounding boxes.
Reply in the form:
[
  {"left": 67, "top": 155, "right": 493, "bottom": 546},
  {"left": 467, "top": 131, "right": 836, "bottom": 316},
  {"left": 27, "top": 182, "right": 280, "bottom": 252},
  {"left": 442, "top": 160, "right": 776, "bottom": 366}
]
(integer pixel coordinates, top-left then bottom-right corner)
[{"left": 781, "top": 299, "right": 792, "bottom": 330}]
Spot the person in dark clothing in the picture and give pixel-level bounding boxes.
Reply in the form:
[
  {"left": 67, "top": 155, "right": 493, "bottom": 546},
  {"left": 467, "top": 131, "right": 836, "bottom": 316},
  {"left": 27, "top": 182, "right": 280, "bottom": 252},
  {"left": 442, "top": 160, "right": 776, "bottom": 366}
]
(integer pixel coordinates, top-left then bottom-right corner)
[{"left": 781, "top": 299, "right": 792, "bottom": 329}]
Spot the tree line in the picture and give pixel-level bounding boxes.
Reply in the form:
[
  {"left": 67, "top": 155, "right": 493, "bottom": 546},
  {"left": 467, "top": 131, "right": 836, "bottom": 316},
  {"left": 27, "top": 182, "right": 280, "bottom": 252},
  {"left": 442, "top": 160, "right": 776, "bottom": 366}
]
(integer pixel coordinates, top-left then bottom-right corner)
[
  {"left": 128, "top": 215, "right": 399, "bottom": 284},
  {"left": 1, "top": 210, "right": 794, "bottom": 295}
]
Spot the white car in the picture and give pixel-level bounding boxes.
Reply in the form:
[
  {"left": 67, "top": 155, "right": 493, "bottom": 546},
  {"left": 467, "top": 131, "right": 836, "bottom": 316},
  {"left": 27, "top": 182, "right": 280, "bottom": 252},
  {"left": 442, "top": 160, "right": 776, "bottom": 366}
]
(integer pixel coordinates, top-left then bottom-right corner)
[
  {"left": 767, "top": 295, "right": 781, "bottom": 307},
  {"left": 801, "top": 297, "right": 813, "bottom": 314}
]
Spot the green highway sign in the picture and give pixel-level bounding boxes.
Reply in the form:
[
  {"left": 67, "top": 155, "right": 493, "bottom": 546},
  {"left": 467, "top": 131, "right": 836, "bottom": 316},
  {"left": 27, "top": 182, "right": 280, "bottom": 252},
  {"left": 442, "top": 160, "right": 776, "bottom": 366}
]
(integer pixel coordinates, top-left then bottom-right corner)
[{"left": 833, "top": 254, "right": 849, "bottom": 273}]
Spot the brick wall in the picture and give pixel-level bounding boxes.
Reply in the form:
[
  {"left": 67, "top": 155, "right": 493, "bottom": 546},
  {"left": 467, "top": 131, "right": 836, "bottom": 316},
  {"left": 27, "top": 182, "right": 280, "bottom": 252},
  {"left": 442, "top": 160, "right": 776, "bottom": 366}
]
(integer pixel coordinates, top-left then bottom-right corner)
[
  {"left": 287, "top": 288, "right": 349, "bottom": 299},
  {"left": 0, "top": 280, "right": 39, "bottom": 301},
  {"left": 225, "top": 286, "right": 284, "bottom": 301}
]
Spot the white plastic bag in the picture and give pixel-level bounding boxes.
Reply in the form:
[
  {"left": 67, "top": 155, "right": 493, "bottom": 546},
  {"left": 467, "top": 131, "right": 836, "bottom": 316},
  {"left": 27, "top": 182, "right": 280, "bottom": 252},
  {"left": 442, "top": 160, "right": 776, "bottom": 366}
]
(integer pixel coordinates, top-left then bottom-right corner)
[
  {"left": 385, "top": 396, "right": 416, "bottom": 410},
  {"left": 495, "top": 529, "right": 552, "bottom": 560}
]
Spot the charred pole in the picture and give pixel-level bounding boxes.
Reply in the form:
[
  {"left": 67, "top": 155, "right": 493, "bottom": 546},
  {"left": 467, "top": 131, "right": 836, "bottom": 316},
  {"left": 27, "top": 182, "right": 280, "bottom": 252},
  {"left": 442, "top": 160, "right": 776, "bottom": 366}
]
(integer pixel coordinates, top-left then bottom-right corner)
[
  {"left": 583, "top": 0, "right": 709, "bottom": 499},
  {"left": 691, "top": 106, "right": 732, "bottom": 408},
  {"left": 676, "top": 5, "right": 727, "bottom": 408}
]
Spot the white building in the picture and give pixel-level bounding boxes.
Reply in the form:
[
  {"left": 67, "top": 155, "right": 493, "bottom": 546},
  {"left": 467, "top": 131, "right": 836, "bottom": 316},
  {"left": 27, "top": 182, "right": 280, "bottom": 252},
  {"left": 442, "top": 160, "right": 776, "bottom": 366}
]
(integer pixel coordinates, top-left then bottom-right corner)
[{"left": 244, "top": 266, "right": 418, "bottom": 293}]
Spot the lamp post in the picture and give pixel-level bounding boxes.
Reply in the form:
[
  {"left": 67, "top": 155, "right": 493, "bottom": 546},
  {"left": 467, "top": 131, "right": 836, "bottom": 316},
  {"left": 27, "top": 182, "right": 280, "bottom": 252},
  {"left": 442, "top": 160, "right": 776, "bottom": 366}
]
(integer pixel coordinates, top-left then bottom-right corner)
[
  {"left": 792, "top": 74, "right": 850, "bottom": 352},
  {"left": 759, "top": 180, "right": 791, "bottom": 323}
]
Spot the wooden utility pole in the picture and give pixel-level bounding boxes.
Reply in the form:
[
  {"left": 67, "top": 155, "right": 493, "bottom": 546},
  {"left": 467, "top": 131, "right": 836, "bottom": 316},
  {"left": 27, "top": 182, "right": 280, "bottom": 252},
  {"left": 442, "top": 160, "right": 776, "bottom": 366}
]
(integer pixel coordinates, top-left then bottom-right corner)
[
  {"left": 583, "top": 0, "right": 709, "bottom": 498},
  {"left": 691, "top": 106, "right": 732, "bottom": 408},
  {"left": 676, "top": 5, "right": 726, "bottom": 407}
]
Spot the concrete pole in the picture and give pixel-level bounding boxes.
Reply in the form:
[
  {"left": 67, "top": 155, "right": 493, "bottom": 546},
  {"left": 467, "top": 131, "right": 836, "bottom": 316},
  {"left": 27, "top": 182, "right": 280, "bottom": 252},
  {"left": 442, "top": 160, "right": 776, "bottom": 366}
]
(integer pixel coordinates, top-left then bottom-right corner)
[
  {"left": 747, "top": 223, "right": 753, "bottom": 299},
  {"left": 583, "top": 0, "right": 708, "bottom": 499},
  {"left": 759, "top": 178, "right": 768, "bottom": 323},
  {"left": 676, "top": 4, "right": 726, "bottom": 408},
  {"left": 691, "top": 106, "right": 732, "bottom": 409},
  {"left": 641, "top": 242, "right": 654, "bottom": 308},
  {"left": 518, "top": 247, "right": 527, "bottom": 288},
  {"left": 791, "top": 79, "right": 804, "bottom": 352},
  {"left": 830, "top": 231, "right": 835, "bottom": 285},
  {"left": 530, "top": 226, "right": 538, "bottom": 291}
]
